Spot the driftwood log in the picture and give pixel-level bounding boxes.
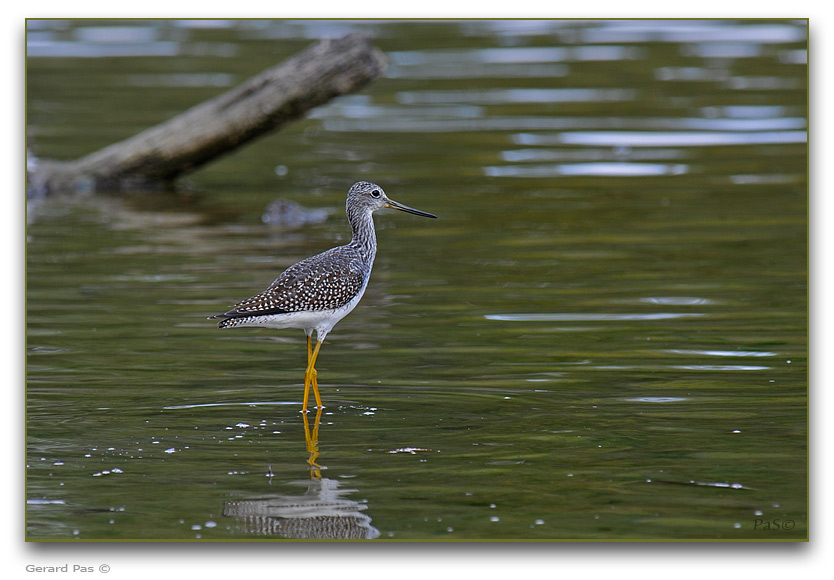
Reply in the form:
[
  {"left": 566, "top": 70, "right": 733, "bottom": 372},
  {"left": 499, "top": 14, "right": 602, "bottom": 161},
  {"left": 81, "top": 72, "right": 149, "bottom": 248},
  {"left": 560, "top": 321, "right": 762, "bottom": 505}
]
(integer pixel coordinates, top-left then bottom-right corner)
[{"left": 29, "top": 33, "right": 387, "bottom": 195}]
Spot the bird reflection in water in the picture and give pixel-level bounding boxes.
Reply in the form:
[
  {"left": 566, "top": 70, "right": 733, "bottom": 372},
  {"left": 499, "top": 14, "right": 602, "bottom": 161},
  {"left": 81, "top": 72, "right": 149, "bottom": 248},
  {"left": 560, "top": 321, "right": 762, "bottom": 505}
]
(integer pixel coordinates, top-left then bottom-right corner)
[{"left": 222, "top": 408, "right": 380, "bottom": 540}]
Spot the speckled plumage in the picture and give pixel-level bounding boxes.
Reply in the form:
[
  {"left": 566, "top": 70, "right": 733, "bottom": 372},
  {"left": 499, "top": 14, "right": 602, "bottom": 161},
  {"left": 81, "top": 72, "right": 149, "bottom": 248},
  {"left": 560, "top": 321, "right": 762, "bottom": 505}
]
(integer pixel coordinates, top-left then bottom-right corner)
[{"left": 214, "top": 245, "right": 368, "bottom": 325}]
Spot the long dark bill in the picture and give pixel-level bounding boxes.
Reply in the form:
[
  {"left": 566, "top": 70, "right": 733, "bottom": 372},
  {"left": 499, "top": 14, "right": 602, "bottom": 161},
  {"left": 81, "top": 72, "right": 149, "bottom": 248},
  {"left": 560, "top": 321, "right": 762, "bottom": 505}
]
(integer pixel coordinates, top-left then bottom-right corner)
[{"left": 386, "top": 199, "right": 437, "bottom": 219}]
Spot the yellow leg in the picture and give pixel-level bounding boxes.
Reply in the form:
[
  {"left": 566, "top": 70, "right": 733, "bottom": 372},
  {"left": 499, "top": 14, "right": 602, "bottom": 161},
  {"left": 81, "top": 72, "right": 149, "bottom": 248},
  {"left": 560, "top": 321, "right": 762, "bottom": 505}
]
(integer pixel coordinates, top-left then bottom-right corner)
[
  {"left": 303, "top": 336, "right": 312, "bottom": 413},
  {"left": 310, "top": 340, "right": 322, "bottom": 409},
  {"left": 303, "top": 340, "right": 323, "bottom": 412},
  {"left": 302, "top": 406, "right": 323, "bottom": 480}
]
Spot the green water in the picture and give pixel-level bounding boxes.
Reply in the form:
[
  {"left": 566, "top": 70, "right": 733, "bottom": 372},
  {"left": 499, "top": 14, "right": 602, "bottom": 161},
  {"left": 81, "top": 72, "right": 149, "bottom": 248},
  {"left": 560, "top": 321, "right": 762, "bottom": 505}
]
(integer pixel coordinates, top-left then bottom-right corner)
[{"left": 26, "top": 19, "right": 807, "bottom": 541}]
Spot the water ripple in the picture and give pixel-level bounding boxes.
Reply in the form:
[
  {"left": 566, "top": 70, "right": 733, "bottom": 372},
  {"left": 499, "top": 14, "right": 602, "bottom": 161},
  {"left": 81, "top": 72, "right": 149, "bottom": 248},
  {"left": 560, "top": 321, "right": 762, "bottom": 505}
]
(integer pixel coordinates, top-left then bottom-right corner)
[
  {"left": 502, "top": 148, "right": 687, "bottom": 162},
  {"left": 665, "top": 349, "right": 777, "bottom": 358},
  {"left": 484, "top": 162, "right": 688, "bottom": 178},
  {"left": 523, "top": 130, "right": 807, "bottom": 147},
  {"left": 163, "top": 401, "right": 297, "bottom": 410},
  {"left": 27, "top": 498, "right": 67, "bottom": 505},
  {"left": 578, "top": 21, "right": 805, "bottom": 44},
  {"left": 27, "top": 40, "right": 181, "bottom": 58},
  {"left": 388, "top": 63, "right": 570, "bottom": 80},
  {"left": 507, "top": 117, "right": 807, "bottom": 132},
  {"left": 640, "top": 297, "right": 713, "bottom": 306},
  {"left": 397, "top": 88, "right": 636, "bottom": 105},
  {"left": 389, "top": 46, "right": 642, "bottom": 66},
  {"left": 674, "top": 365, "right": 770, "bottom": 371},
  {"left": 622, "top": 397, "right": 688, "bottom": 403},
  {"left": 486, "top": 313, "right": 705, "bottom": 322}
]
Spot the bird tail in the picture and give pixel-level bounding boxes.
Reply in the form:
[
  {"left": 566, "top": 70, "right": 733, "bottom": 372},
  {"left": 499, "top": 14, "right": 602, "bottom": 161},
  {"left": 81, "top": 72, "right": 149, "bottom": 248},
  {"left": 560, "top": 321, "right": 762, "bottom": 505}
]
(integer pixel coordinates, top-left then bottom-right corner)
[
  {"left": 208, "top": 312, "right": 232, "bottom": 328},
  {"left": 209, "top": 311, "right": 259, "bottom": 329}
]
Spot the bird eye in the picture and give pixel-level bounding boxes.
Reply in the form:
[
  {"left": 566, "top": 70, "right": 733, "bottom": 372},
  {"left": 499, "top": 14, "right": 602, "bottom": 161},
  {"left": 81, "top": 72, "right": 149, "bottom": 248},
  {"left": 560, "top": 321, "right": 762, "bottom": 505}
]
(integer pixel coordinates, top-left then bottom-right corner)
[{"left": 371, "top": 190, "right": 381, "bottom": 198}]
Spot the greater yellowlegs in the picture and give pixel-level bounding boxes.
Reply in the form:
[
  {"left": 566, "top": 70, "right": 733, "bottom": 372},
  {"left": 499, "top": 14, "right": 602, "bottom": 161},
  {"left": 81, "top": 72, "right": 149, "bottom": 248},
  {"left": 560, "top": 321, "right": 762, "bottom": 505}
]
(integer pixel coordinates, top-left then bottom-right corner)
[{"left": 210, "top": 181, "right": 436, "bottom": 412}]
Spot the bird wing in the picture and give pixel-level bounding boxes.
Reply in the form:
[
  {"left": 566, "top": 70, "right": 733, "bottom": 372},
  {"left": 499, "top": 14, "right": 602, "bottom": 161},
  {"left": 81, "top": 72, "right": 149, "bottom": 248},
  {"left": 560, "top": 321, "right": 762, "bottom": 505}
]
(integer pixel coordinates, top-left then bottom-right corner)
[{"left": 214, "top": 246, "right": 367, "bottom": 319}]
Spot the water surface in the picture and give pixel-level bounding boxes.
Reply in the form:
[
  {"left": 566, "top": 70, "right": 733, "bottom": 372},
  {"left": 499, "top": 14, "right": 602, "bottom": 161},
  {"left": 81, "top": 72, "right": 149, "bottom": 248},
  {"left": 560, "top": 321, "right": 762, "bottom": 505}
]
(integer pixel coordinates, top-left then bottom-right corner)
[{"left": 26, "top": 19, "right": 807, "bottom": 541}]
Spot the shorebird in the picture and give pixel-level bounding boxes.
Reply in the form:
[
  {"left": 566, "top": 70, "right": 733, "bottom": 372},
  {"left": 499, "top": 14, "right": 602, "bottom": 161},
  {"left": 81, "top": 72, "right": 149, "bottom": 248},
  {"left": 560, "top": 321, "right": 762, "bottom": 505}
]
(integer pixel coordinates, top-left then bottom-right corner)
[{"left": 210, "top": 181, "right": 436, "bottom": 412}]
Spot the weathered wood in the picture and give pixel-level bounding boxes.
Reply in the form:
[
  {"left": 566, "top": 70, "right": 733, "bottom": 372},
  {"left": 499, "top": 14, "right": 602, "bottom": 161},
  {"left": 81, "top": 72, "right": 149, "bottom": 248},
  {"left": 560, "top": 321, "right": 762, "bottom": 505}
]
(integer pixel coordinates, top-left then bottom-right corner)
[{"left": 29, "top": 33, "right": 387, "bottom": 194}]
